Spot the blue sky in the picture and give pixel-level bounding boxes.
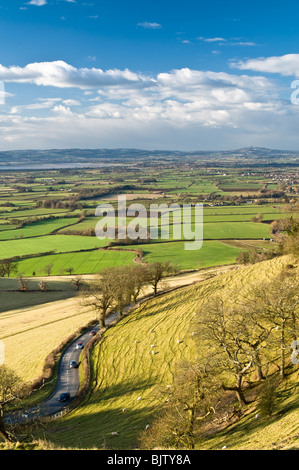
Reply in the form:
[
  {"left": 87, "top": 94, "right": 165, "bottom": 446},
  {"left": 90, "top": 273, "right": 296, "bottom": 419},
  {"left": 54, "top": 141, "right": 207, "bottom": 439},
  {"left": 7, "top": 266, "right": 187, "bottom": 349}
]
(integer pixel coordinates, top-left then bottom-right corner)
[{"left": 0, "top": 0, "right": 299, "bottom": 150}]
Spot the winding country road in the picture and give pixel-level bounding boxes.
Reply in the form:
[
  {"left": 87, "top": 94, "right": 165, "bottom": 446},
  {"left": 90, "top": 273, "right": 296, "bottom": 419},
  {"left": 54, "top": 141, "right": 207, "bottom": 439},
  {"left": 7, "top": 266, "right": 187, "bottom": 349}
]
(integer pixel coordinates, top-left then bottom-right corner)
[
  {"left": 4, "top": 264, "right": 238, "bottom": 426},
  {"left": 4, "top": 312, "right": 118, "bottom": 426}
]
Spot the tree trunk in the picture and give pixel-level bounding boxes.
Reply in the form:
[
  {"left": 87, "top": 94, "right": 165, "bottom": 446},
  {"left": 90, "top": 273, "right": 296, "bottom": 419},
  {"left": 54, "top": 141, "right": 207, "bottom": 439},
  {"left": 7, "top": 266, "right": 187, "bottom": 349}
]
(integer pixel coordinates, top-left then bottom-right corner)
[
  {"left": 99, "top": 314, "right": 106, "bottom": 329},
  {"left": 280, "top": 320, "right": 286, "bottom": 378},
  {"left": 0, "top": 407, "right": 8, "bottom": 441},
  {"left": 186, "top": 408, "right": 195, "bottom": 450},
  {"left": 223, "top": 375, "right": 248, "bottom": 407},
  {"left": 235, "top": 387, "right": 248, "bottom": 407},
  {"left": 253, "top": 351, "right": 265, "bottom": 381}
]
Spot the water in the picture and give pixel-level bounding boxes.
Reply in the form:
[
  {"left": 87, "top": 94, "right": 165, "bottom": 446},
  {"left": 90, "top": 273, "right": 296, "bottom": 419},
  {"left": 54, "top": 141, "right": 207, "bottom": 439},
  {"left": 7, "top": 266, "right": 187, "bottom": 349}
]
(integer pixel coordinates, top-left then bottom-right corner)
[{"left": 0, "top": 162, "right": 118, "bottom": 171}]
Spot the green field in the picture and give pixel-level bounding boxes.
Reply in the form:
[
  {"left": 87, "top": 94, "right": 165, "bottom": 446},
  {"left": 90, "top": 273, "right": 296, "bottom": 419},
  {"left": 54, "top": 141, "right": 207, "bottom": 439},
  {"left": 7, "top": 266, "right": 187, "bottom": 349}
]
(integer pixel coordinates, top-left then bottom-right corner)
[
  {"left": 60, "top": 215, "right": 272, "bottom": 240},
  {"left": 159, "top": 221, "right": 271, "bottom": 240},
  {"left": 140, "top": 240, "right": 242, "bottom": 269},
  {"left": 0, "top": 217, "right": 79, "bottom": 240},
  {"left": 16, "top": 248, "right": 136, "bottom": 276},
  {"left": 0, "top": 234, "right": 109, "bottom": 260}
]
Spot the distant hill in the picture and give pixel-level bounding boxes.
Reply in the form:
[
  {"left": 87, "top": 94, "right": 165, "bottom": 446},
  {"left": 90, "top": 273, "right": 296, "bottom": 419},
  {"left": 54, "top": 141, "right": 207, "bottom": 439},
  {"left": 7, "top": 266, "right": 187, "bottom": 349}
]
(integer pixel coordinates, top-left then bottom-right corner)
[{"left": 0, "top": 146, "right": 298, "bottom": 167}]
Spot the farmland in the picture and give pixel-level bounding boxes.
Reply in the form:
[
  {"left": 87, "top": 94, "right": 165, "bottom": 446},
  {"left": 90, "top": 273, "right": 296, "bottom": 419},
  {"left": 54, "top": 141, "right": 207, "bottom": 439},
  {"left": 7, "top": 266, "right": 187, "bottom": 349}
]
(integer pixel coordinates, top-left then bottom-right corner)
[
  {"left": 0, "top": 165, "right": 292, "bottom": 275},
  {"left": 0, "top": 150, "right": 298, "bottom": 450},
  {"left": 15, "top": 248, "right": 136, "bottom": 276}
]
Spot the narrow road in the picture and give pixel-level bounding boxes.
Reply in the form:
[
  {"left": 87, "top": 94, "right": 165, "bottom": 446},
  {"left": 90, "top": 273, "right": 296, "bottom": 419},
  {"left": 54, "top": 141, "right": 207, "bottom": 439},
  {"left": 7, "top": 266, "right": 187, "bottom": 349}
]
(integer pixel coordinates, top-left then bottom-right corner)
[
  {"left": 4, "top": 264, "right": 238, "bottom": 426},
  {"left": 4, "top": 312, "right": 118, "bottom": 425}
]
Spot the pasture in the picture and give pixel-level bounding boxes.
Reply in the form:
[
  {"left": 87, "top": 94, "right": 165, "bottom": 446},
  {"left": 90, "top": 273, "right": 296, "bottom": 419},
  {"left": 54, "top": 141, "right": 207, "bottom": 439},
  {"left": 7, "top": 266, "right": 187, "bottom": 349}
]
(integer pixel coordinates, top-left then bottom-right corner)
[
  {"left": 139, "top": 240, "right": 242, "bottom": 269},
  {"left": 16, "top": 248, "right": 136, "bottom": 276},
  {"left": 0, "top": 217, "right": 79, "bottom": 241},
  {"left": 0, "top": 234, "right": 109, "bottom": 261}
]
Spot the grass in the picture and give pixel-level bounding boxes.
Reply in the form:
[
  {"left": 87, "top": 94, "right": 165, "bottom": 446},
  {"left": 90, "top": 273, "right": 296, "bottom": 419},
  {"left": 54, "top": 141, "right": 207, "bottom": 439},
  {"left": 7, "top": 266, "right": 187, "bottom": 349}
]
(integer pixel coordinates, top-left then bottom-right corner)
[
  {"left": 140, "top": 240, "right": 242, "bottom": 269},
  {"left": 198, "top": 373, "right": 299, "bottom": 450},
  {"left": 0, "top": 217, "right": 79, "bottom": 240},
  {"left": 0, "top": 234, "right": 109, "bottom": 260},
  {"left": 0, "top": 208, "right": 70, "bottom": 219},
  {"left": 0, "top": 295, "right": 96, "bottom": 383},
  {"left": 202, "top": 221, "right": 271, "bottom": 239},
  {"left": 15, "top": 249, "right": 136, "bottom": 276},
  {"left": 41, "top": 254, "right": 297, "bottom": 450}
]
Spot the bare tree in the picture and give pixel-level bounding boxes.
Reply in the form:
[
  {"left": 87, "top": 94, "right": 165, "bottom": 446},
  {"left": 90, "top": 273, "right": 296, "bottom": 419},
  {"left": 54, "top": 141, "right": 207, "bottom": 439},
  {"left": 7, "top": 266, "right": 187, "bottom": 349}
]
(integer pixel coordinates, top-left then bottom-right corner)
[
  {"left": 109, "top": 266, "right": 132, "bottom": 318},
  {"left": 139, "top": 361, "right": 219, "bottom": 450},
  {"left": 125, "top": 264, "right": 148, "bottom": 304},
  {"left": 39, "top": 280, "right": 48, "bottom": 291},
  {"left": 145, "top": 261, "right": 179, "bottom": 296},
  {"left": 17, "top": 275, "right": 30, "bottom": 292},
  {"left": 80, "top": 269, "right": 116, "bottom": 328},
  {"left": 71, "top": 275, "right": 84, "bottom": 291},
  {"left": 0, "top": 366, "right": 23, "bottom": 441},
  {"left": 195, "top": 296, "right": 255, "bottom": 406},
  {"left": 245, "top": 272, "right": 299, "bottom": 378},
  {"left": 44, "top": 263, "right": 53, "bottom": 276}
]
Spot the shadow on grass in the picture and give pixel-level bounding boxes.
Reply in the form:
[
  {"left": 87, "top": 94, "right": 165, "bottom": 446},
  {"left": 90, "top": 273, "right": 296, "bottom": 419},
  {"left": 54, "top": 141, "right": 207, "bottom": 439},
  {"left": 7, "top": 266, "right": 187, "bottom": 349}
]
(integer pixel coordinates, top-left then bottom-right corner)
[
  {"left": 0, "top": 290, "right": 76, "bottom": 313},
  {"left": 43, "top": 400, "right": 160, "bottom": 450},
  {"left": 88, "top": 376, "right": 157, "bottom": 403},
  {"left": 41, "top": 377, "right": 162, "bottom": 449}
]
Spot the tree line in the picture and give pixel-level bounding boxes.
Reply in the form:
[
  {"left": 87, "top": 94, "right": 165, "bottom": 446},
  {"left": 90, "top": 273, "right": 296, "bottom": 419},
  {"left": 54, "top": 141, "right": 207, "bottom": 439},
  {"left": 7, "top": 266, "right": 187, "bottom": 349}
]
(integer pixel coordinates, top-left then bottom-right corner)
[{"left": 81, "top": 261, "right": 178, "bottom": 328}]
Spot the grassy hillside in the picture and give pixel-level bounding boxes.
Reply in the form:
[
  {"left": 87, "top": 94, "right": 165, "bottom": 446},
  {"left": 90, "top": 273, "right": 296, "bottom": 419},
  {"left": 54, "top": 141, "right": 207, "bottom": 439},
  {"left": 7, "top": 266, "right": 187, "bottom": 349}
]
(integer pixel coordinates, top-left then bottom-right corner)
[
  {"left": 0, "top": 295, "right": 96, "bottom": 384},
  {"left": 41, "top": 254, "right": 299, "bottom": 450}
]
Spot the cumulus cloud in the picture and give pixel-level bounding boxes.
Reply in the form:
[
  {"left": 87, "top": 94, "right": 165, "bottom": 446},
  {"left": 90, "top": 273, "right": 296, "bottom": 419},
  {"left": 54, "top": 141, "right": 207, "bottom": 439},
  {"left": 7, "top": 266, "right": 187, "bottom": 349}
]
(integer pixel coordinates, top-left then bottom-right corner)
[
  {"left": 0, "top": 60, "right": 292, "bottom": 150},
  {"left": 232, "top": 53, "right": 299, "bottom": 76},
  {"left": 0, "top": 61, "right": 154, "bottom": 89}
]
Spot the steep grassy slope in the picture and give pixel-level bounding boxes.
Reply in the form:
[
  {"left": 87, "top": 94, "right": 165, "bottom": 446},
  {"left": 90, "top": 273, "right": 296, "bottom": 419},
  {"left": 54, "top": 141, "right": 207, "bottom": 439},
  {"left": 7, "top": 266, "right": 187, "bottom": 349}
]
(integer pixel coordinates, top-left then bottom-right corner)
[
  {"left": 0, "top": 296, "right": 96, "bottom": 384},
  {"left": 42, "top": 254, "right": 298, "bottom": 450}
]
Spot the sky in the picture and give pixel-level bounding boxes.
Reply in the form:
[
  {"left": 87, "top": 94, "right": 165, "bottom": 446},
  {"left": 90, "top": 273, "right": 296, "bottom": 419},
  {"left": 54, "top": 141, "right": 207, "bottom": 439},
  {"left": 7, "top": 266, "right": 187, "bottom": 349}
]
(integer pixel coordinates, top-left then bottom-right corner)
[{"left": 0, "top": 0, "right": 299, "bottom": 151}]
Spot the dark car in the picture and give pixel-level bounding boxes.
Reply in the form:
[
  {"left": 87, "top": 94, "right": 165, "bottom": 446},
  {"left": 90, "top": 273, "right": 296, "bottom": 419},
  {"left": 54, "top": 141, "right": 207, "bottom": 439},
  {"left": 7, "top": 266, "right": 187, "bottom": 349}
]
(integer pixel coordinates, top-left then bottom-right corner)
[
  {"left": 58, "top": 392, "right": 70, "bottom": 402},
  {"left": 89, "top": 330, "right": 96, "bottom": 336},
  {"left": 70, "top": 360, "right": 78, "bottom": 368}
]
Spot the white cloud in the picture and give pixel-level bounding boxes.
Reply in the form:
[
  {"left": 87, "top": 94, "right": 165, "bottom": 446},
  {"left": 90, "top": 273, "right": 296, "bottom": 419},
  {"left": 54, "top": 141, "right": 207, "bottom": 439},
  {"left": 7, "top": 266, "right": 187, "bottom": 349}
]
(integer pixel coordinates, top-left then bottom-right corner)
[
  {"left": 0, "top": 60, "right": 294, "bottom": 150},
  {"left": 0, "top": 60, "right": 154, "bottom": 89},
  {"left": 198, "top": 37, "right": 257, "bottom": 47},
  {"left": 198, "top": 37, "right": 226, "bottom": 43},
  {"left": 26, "top": 0, "right": 47, "bottom": 6},
  {"left": 232, "top": 53, "right": 299, "bottom": 76},
  {"left": 229, "top": 42, "right": 257, "bottom": 46},
  {"left": 52, "top": 105, "right": 73, "bottom": 116},
  {"left": 62, "top": 99, "right": 80, "bottom": 106},
  {"left": 137, "top": 22, "right": 162, "bottom": 29}
]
